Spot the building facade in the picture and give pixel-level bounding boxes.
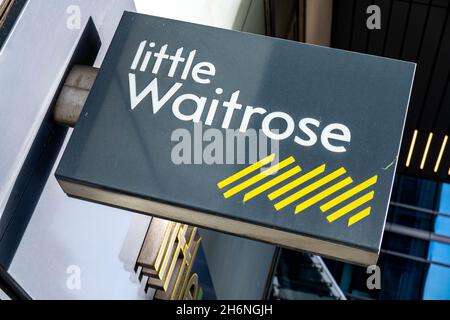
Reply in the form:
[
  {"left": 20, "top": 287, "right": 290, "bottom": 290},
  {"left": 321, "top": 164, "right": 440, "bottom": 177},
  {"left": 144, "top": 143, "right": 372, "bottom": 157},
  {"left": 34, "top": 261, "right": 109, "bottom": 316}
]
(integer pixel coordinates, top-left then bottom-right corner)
[{"left": 0, "top": 0, "right": 449, "bottom": 300}]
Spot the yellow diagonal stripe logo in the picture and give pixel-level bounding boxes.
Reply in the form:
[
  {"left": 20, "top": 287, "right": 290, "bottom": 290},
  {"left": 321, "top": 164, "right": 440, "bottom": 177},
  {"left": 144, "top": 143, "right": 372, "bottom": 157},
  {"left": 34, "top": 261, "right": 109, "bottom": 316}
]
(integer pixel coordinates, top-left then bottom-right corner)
[
  {"left": 274, "top": 167, "right": 346, "bottom": 211},
  {"left": 348, "top": 207, "right": 371, "bottom": 226},
  {"left": 294, "top": 177, "right": 353, "bottom": 214},
  {"left": 216, "top": 154, "right": 379, "bottom": 228},
  {"left": 217, "top": 153, "right": 275, "bottom": 189},
  {"left": 326, "top": 191, "right": 374, "bottom": 223},
  {"left": 320, "top": 175, "right": 378, "bottom": 212},
  {"left": 223, "top": 156, "right": 295, "bottom": 198},
  {"left": 268, "top": 164, "right": 325, "bottom": 200},
  {"left": 243, "top": 166, "right": 301, "bottom": 202}
]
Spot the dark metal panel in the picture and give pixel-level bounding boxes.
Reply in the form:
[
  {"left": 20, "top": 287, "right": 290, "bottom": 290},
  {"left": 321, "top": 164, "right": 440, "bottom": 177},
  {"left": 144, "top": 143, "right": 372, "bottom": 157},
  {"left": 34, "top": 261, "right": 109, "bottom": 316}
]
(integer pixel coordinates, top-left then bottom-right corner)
[
  {"left": 435, "top": 76, "right": 450, "bottom": 132},
  {"left": 414, "top": 0, "right": 433, "bottom": 5},
  {"left": 419, "top": 7, "right": 450, "bottom": 130},
  {"left": 350, "top": 0, "right": 372, "bottom": 52},
  {"left": 432, "top": 0, "right": 449, "bottom": 7},
  {"left": 406, "top": 6, "right": 446, "bottom": 128},
  {"left": 331, "top": 0, "right": 355, "bottom": 48},
  {"left": 367, "top": 0, "right": 391, "bottom": 56},
  {"left": 401, "top": 3, "right": 429, "bottom": 62},
  {"left": 384, "top": 1, "right": 410, "bottom": 58}
]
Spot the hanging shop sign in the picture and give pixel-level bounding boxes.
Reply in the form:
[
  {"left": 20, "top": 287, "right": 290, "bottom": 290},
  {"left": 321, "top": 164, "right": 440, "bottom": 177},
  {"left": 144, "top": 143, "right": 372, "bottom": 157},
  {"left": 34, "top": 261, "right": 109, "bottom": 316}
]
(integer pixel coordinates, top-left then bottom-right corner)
[{"left": 56, "top": 12, "right": 415, "bottom": 265}]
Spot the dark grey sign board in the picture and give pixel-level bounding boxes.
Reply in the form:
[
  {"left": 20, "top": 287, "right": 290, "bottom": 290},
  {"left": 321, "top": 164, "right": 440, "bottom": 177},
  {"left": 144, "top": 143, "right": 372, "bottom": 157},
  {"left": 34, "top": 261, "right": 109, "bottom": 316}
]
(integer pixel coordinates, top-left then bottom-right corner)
[{"left": 56, "top": 12, "right": 415, "bottom": 266}]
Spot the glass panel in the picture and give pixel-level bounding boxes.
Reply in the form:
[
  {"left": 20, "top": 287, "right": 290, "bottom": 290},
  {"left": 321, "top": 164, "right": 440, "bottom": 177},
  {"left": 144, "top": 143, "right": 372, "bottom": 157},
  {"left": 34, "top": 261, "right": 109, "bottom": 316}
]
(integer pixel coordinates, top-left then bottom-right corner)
[
  {"left": 382, "top": 232, "right": 429, "bottom": 258},
  {"left": 391, "top": 175, "right": 439, "bottom": 209},
  {"left": 423, "top": 183, "right": 450, "bottom": 298},
  {"left": 387, "top": 205, "right": 436, "bottom": 231},
  {"left": 377, "top": 254, "right": 429, "bottom": 300},
  {"left": 423, "top": 264, "right": 450, "bottom": 299}
]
